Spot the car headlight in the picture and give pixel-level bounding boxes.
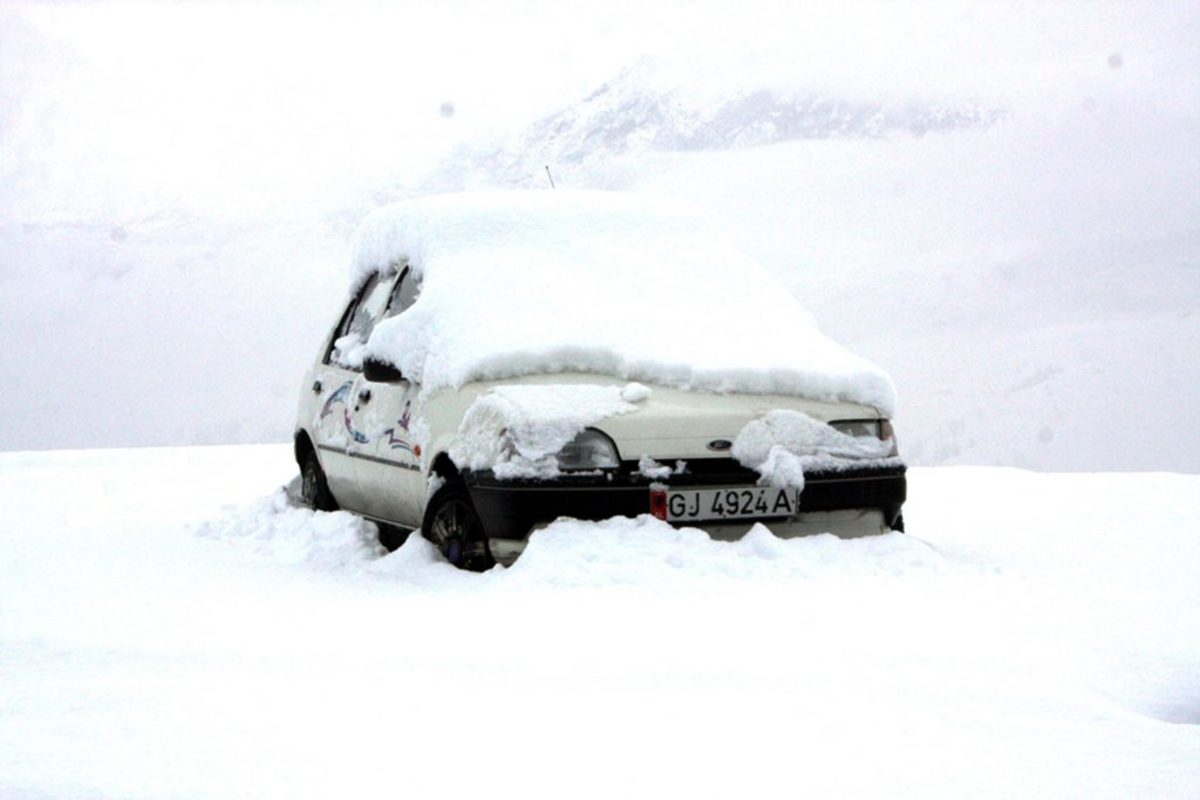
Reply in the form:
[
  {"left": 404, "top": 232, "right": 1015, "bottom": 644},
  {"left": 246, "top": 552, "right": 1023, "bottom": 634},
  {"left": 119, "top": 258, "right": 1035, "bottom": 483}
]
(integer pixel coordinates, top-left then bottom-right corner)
[
  {"left": 830, "top": 419, "right": 881, "bottom": 438},
  {"left": 556, "top": 428, "right": 621, "bottom": 471},
  {"left": 830, "top": 418, "right": 898, "bottom": 457}
]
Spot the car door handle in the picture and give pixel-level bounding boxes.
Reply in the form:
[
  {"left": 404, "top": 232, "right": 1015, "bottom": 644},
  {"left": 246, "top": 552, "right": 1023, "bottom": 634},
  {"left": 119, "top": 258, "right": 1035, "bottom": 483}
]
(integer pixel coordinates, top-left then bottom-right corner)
[{"left": 357, "top": 388, "right": 372, "bottom": 404}]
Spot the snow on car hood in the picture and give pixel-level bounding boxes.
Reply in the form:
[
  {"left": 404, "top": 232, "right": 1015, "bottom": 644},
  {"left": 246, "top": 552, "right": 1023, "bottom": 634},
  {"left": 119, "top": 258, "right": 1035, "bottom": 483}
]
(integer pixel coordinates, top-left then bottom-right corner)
[
  {"left": 732, "top": 409, "right": 900, "bottom": 489},
  {"left": 352, "top": 190, "right": 897, "bottom": 415},
  {"left": 449, "top": 383, "right": 643, "bottom": 480}
]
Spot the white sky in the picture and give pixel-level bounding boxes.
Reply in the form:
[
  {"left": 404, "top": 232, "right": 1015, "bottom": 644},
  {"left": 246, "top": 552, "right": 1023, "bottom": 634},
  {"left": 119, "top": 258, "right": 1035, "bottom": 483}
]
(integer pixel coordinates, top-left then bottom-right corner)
[
  {"left": 2, "top": 1, "right": 1196, "bottom": 220},
  {"left": 0, "top": 1, "right": 1196, "bottom": 460}
]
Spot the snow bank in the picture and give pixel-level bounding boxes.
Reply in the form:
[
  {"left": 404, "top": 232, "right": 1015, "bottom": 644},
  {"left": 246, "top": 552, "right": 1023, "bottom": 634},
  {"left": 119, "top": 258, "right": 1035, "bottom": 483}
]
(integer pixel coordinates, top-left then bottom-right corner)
[
  {"left": 196, "top": 488, "right": 467, "bottom": 584},
  {"left": 733, "top": 409, "right": 898, "bottom": 488},
  {"left": 353, "top": 191, "right": 896, "bottom": 414},
  {"left": 195, "top": 486, "right": 944, "bottom": 589},
  {"left": 507, "top": 515, "right": 947, "bottom": 588},
  {"left": 196, "top": 489, "right": 386, "bottom": 569},
  {"left": 6, "top": 448, "right": 1199, "bottom": 798},
  {"left": 449, "top": 383, "right": 638, "bottom": 478}
]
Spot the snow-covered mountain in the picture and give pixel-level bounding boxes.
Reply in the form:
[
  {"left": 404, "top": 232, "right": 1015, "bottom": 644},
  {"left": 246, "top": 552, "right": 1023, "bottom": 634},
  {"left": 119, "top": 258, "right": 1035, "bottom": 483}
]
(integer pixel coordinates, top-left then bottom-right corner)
[{"left": 433, "top": 64, "right": 1003, "bottom": 188}]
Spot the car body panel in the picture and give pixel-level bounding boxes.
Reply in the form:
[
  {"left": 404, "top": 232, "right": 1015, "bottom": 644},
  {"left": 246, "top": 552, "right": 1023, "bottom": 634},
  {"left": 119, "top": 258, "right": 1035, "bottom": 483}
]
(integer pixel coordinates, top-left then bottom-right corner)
[
  {"left": 352, "top": 378, "right": 424, "bottom": 527},
  {"left": 307, "top": 365, "right": 373, "bottom": 511},
  {"left": 465, "top": 459, "right": 906, "bottom": 543},
  {"left": 415, "top": 372, "right": 882, "bottom": 469}
]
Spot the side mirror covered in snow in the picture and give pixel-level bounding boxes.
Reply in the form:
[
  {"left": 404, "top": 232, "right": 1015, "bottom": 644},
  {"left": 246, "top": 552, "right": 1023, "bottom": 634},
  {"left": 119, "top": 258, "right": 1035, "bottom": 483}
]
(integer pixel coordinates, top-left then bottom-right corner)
[{"left": 363, "top": 357, "right": 405, "bottom": 384}]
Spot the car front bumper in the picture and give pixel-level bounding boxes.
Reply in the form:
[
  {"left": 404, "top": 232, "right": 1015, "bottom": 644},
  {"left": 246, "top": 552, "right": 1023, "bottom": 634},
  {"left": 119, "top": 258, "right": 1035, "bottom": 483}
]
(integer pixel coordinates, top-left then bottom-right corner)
[{"left": 465, "top": 459, "right": 906, "bottom": 543}]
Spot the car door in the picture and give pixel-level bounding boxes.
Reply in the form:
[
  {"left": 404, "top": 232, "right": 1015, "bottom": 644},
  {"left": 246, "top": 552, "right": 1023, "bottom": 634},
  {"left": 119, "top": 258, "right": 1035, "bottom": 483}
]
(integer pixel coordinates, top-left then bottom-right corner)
[
  {"left": 310, "top": 272, "right": 394, "bottom": 512},
  {"left": 353, "top": 266, "right": 426, "bottom": 527}
]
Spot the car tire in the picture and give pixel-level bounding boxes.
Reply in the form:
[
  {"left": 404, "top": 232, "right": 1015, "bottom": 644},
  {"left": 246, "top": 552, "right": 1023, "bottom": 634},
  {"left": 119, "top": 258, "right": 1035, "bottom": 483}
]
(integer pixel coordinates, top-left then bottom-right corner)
[
  {"left": 376, "top": 523, "right": 411, "bottom": 552},
  {"left": 422, "top": 481, "right": 494, "bottom": 572},
  {"left": 300, "top": 450, "right": 339, "bottom": 512}
]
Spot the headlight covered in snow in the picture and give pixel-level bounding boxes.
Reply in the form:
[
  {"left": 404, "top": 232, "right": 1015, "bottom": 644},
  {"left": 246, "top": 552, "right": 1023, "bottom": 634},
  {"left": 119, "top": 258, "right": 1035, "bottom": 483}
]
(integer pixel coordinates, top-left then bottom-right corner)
[
  {"left": 556, "top": 428, "right": 621, "bottom": 471},
  {"left": 831, "top": 419, "right": 898, "bottom": 457}
]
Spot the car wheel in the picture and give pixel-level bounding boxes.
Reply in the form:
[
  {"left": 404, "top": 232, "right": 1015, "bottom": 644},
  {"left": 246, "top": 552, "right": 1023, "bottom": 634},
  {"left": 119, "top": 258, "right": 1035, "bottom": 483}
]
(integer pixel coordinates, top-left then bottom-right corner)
[
  {"left": 376, "top": 523, "right": 411, "bottom": 552},
  {"left": 422, "top": 482, "right": 494, "bottom": 571},
  {"left": 300, "top": 450, "right": 339, "bottom": 512}
]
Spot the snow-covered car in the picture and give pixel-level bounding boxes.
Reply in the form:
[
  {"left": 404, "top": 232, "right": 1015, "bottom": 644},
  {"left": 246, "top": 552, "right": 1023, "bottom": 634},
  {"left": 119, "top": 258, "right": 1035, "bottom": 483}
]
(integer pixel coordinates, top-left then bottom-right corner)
[{"left": 295, "top": 191, "right": 906, "bottom": 569}]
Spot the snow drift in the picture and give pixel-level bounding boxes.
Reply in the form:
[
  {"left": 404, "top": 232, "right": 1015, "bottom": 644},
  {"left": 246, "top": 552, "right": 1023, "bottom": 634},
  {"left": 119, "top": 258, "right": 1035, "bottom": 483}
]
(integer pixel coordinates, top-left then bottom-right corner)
[
  {"left": 353, "top": 191, "right": 897, "bottom": 414},
  {"left": 3, "top": 445, "right": 1199, "bottom": 798}
]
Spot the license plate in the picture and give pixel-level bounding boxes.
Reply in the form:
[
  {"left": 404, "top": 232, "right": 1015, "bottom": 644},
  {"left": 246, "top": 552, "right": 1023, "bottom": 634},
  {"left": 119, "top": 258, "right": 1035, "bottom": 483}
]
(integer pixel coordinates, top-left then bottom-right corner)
[{"left": 666, "top": 486, "right": 801, "bottom": 522}]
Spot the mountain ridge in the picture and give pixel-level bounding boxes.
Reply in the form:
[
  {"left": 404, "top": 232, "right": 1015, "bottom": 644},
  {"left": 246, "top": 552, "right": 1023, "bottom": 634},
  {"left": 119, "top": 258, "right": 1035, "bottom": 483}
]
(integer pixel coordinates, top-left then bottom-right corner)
[{"left": 430, "top": 64, "right": 1005, "bottom": 189}]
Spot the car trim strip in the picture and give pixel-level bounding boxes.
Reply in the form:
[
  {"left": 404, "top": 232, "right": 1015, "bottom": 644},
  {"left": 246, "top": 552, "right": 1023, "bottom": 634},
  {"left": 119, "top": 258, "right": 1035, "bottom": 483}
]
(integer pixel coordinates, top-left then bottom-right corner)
[{"left": 317, "top": 443, "right": 420, "bottom": 472}]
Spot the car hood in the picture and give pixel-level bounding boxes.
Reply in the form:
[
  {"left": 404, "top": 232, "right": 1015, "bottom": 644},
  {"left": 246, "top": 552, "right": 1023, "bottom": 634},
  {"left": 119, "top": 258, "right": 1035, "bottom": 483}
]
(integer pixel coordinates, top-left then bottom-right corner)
[{"left": 452, "top": 372, "right": 884, "bottom": 463}]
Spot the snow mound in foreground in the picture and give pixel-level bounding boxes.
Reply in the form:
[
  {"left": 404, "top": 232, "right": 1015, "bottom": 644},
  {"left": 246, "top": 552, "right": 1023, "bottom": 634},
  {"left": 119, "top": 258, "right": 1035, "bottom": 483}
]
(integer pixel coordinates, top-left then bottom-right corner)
[
  {"left": 197, "top": 490, "right": 944, "bottom": 586},
  {"left": 507, "top": 515, "right": 946, "bottom": 587},
  {"left": 354, "top": 191, "right": 896, "bottom": 414},
  {"left": 196, "top": 490, "right": 386, "bottom": 570}
]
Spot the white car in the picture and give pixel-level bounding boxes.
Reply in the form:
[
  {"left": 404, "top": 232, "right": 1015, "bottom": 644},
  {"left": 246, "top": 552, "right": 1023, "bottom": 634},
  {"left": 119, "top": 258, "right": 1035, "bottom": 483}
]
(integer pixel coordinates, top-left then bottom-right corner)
[{"left": 295, "top": 191, "right": 905, "bottom": 569}]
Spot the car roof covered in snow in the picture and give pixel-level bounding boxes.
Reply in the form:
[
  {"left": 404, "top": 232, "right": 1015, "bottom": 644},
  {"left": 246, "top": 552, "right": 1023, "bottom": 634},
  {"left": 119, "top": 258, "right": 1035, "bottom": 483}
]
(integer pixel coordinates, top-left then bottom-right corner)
[{"left": 351, "top": 190, "right": 896, "bottom": 413}]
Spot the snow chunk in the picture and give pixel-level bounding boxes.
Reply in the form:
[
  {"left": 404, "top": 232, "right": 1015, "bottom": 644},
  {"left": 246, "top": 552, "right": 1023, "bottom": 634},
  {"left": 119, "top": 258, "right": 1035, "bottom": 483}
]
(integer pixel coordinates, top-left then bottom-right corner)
[
  {"left": 449, "top": 384, "right": 636, "bottom": 479},
  {"left": 353, "top": 191, "right": 896, "bottom": 414},
  {"left": 331, "top": 331, "right": 368, "bottom": 370},
  {"left": 733, "top": 409, "right": 897, "bottom": 488},
  {"left": 620, "top": 382, "right": 652, "bottom": 403},
  {"left": 636, "top": 454, "right": 673, "bottom": 479}
]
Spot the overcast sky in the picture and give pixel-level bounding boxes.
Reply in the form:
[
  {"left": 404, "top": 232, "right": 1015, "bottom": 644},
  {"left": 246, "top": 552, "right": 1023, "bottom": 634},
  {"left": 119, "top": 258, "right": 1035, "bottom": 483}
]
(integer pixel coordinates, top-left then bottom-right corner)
[
  {"left": 3, "top": 1, "right": 1196, "bottom": 221},
  {"left": 1, "top": 1, "right": 1196, "bottom": 461}
]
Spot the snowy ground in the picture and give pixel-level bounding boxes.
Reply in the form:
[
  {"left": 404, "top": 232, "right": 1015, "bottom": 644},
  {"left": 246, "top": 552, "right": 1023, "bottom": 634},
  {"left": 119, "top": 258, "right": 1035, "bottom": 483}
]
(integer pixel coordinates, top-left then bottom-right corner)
[{"left": 1, "top": 445, "right": 1197, "bottom": 798}]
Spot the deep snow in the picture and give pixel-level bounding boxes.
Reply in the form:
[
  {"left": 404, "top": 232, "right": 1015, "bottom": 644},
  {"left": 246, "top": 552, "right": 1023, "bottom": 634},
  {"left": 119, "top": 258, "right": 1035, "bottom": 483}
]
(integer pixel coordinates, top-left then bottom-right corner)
[
  {"left": 353, "top": 191, "right": 896, "bottom": 411},
  {"left": 1, "top": 445, "right": 1197, "bottom": 798},
  {"left": 1, "top": 6, "right": 1197, "bottom": 796}
]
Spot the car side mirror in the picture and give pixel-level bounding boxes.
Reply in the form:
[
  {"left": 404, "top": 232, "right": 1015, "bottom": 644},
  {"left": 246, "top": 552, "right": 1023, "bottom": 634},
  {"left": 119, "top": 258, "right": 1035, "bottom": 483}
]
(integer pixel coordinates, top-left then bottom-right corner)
[{"left": 363, "top": 357, "right": 405, "bottom": 383}]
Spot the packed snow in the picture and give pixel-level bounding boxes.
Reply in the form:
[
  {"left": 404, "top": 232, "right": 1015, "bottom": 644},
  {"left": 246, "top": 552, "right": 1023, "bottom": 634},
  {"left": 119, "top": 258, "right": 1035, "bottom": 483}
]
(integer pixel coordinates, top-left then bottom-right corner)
[
  {"left": 1, "top": 445, "right": 1198, "bottom": 798},
  {"left": 449, "top": 383, "right": 640, "bottom": 479},
  {"left": 635, "top": 454, "right": 674, "bottom": 480},
  {"left": 354, "top": 191, "right": 897, "bottom": 413},
  {"left": 732, "top": 408, "right": 897, "bottom": 488}
]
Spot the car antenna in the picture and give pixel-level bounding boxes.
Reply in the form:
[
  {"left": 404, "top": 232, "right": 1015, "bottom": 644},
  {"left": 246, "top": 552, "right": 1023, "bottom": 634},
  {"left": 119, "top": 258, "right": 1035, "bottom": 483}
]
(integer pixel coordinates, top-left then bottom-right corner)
[{"left": 544, "top": 165, "right": 556, "bottom": 189}]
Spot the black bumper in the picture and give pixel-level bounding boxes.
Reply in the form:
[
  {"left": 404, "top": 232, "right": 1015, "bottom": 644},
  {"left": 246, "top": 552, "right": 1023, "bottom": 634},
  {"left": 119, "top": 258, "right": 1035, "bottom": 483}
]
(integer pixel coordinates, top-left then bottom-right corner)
[{"left": 465, "top": 458, "right": 906, "bottom": 541}]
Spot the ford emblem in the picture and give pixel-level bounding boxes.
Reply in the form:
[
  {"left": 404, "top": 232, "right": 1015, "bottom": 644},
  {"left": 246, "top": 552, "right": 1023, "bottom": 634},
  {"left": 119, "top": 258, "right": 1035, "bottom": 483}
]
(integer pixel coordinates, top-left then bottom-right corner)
[{"left": 706, "top": 439, "right": 733, "bottom": 451}]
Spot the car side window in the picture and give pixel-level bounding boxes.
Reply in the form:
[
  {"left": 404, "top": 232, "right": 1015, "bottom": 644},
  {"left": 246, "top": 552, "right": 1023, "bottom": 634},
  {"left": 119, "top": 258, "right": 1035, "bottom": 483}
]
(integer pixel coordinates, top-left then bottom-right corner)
[
  {"left": 322, "top": 276, "right": 373, "bottom": 366},
  {"left": 384, "top": 266, "right": 420, "bottom": 318},
  {"left": 328, "top": 272, "right": 394, "bottom": 369}
]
